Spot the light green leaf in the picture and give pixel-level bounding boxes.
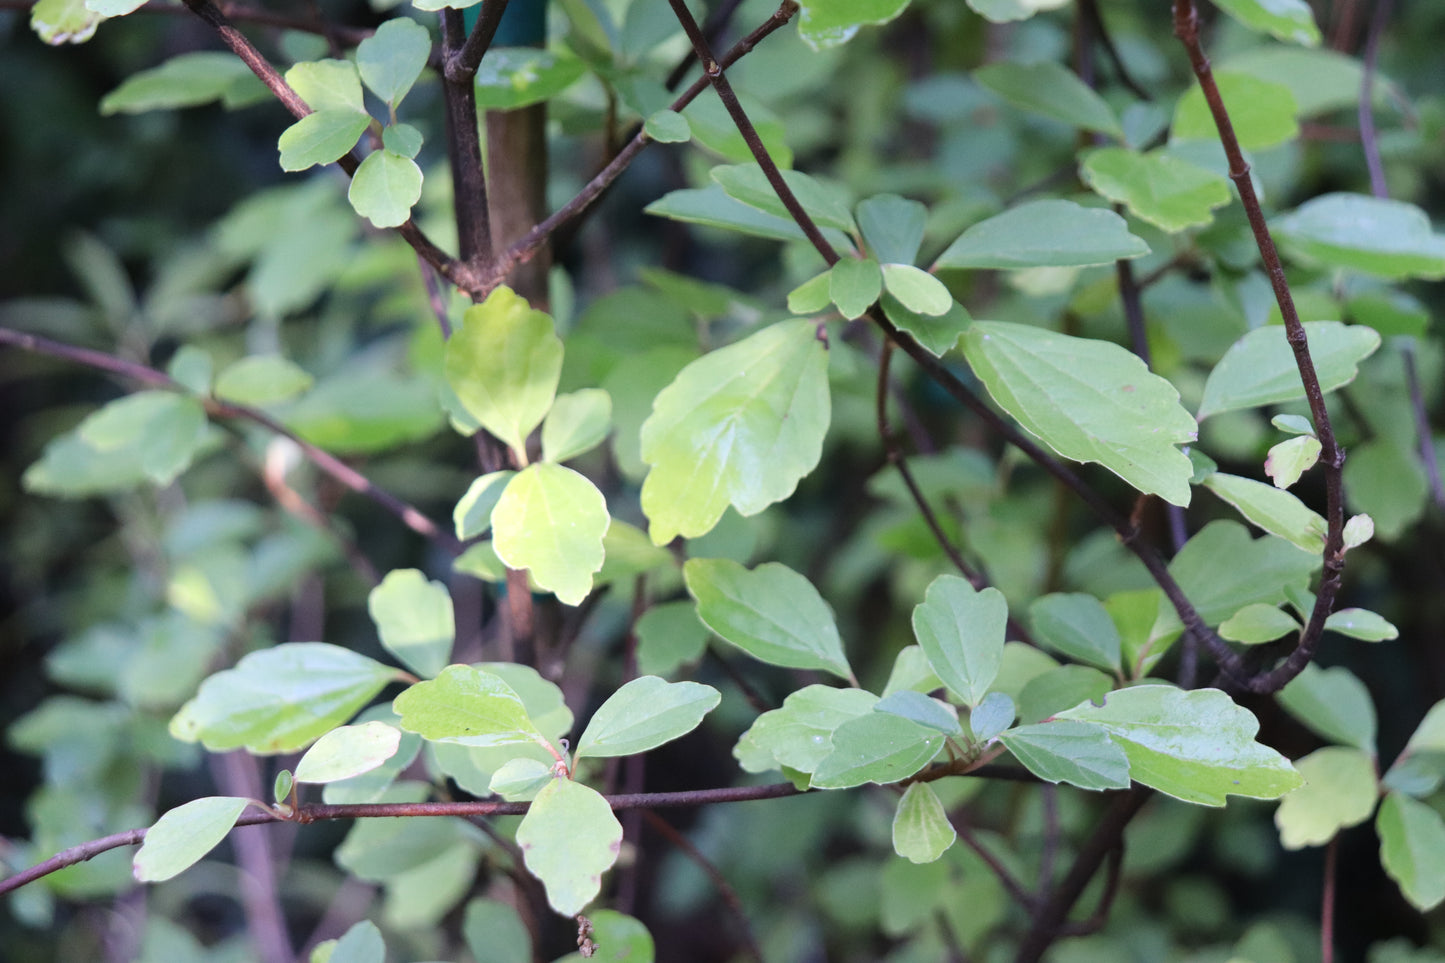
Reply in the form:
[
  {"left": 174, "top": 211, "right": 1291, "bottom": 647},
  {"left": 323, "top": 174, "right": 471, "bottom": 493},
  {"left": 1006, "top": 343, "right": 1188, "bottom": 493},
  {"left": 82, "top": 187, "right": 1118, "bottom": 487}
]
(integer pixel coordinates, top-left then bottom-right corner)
[
  {"left": 830, "top": 257, "right": 883, "bottom": 320},
  {"left": 1274, "top": 194, "right": 1445, "bottom": 279},
  {"left": 961, "top": 321, "right": 1198, "bottom": 506},
  {"left": 491, "top": 462, "right": 610, "bottom": 606},
  {"left": 444, "top": 285, "right": 563, "bottom": 455},
  {"left": 594, "top": 519, "right": 673, "bottom": 588},
  {"left": 1213, "top": 0, "right": 1321, "bottom": 46},
  {"left": 685, "top": 558, "right": 852, "bottom": 680},
  {"left": 134, "top": 796, "right": 250, "bottom": 882},
  {"left": 1343, "top": 513, "right": 1374, "bottom": 549},
  {"left": 356, "top": 18, "right": 431, "bottom": 107},
  {"left": 881, "top": 294, "right": 972, "bottom": 357},
  {"left": 484, "top": 662, "right": 574, "bottom": 742},
  {"left": 553, "top": 910, "right": 654, "bottom": 963},
  {"left": 1056, "top": 685, "right": 1304, "bottom": 805},
  {"left": 286, "top": 59, "right": 365, "bottom": 113},
  {"left": 348, "top": 150, "right": 423, "bottom": 229},
  {"left": 1274, "top": 747, "right": 1378, "bottom": 849},
  {"left": 31, "top": 0, "right": 100, "bottom": 43},
  {"left": 646, "top": 185, "right": 849, "bottom": 246},
  {"left": 84, "top": 0, "right": 144, "bottom": 18},
  {"left": 367, "top": 569, "right": 454, "bottom": 678},
  {"left": 975, "top": 60, "right": 1123, "bottom": 139},
  {"left": 1219, "top": 603, "right": 1299, "bottom": 644},
  {"left": 1276, "top": 664, "right": 1377, "bottom": 752},
  {"left": 542, "top": 389, "right": 612, "bottom": 464},
  {"left": 214, "top": 355, "right": 314, "bottom": 406},
  {"left": 490, "top": 757, "right": 554, "bottom": 801},
  {"left": 811, "top": 712, "right": 945, "bottom": 789},
  {"left": 382, "top": 122, "right": 423, "bottom": 158},
  {"left": 644, "top": 109, "right": 691, "bottom": 143},
  {"left": 65, "top": 390, "right": 210, "bottom": 486},
  {"left": 278, "top": 110, "right": 370, "bottom": 172},
  {"left": 635, "top": 602, "right": 710, "bottom": 678},
  {"left": 1173, "top": 72, "right": 1299, "bottom": 150},
  {"left": 965, "top": 0, "right": 1070, "bottom": 22},
  {"left": 281, "top": 367, "right": 443, "bottom": 455},
  {"left": 857, "top": 194, "right": 927, "bottom": 265},
  {"left": 910, "top": 574, "right": 1007, "bottom": 707},
  {"left": 881, "top": 263, "right": 950, "bottom": 316},
  {"left": 1197, "top": 321, "right": 1381, "bottom": 420},
  {"left": 1080, "top": 147, "right": 1232, "bottom": 232},
  {"left": 1343, "top": 439, "right": 1426, "bottom": 541},
  {"left": 1378, "top": 792, "right": 1445, "bottom": 911},
  {"left": 471, "top": 48, "right": 586, "bottom": 109},
  {"left": 788, "top": 273, "right": 833, "bottom": 314},
  {"left": 170, "top": 643, "right": 399, "bottom": 753},
  {"left": 464, "top": 898, "right": 532, "bottom": 963},
  {"left": 326, "top": 921, "right": 385, "bottom": 963},
  {"left": 294, "top": 722, "right": 402, "bottom": 784},
  {"left": 796, "top": 0, "right": 910, "bottom": 50},
  {"left": 516, "top": 778, "right": 623, "bottom": 916},
  {"left": 574, "top": 676, "right": 720, "bottom": 762},
  {"left": 1000, "top": 720, "right": 1132, "bottom": 791},
  {"left": 1326, "top": 608, "right": 1399, "bottom": 642},
  {"left": 711, "top": 163, "right": 856, "bottom": 234},
  {"left": 969, "top": 691, "right": 1016, "bottom": 741},
  {"left": 454, "top": 471, "right": 515, "bottom": 540},
  {"left": 1018, "top": 665, "right": 1113, "bottom": 725},
  {"left": 934, "top": 200, "right": 1149, "bottom": 270},
  {"left": 1202, "top": 472, "right": 1327, "bottom": 553},
  {"left": 1265, "top": 434, "right": 1321, "bottom": 488},
  {"left": 733, "top": 685, "right": 878, "bottom": 775},
  {"left": 1028, "top": 593, "right": 1122, "bottom": 673},
  {"left": 875, "top": 690, "right": 962, "bottom": 736},
  {"left": 640, "top": 320, "right": 830, "bottom": 544},
  {"left": 100, "top": 53, "right": 254, "bottom": 113},
  {"left": 392, "top": 664, "right": 549, "bottom": 749},
  {"left": 682, "top": 90, "right": 794, "bottom": 168},
  {"left": 892, "top": 783, "right": 957, "bottom": 863}
]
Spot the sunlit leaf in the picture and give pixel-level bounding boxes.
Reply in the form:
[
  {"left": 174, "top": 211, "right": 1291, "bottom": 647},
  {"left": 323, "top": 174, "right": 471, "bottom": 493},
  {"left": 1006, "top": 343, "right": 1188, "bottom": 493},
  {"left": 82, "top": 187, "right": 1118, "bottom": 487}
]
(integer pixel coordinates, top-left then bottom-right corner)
[
  {"left": 214, "top": 355, "right": 314, "bottom": 406},
  {"left": 1274, "top": 747, "right": 1378, "bottom": 849},
  {"left": 133, "top": 796, "right": 250, "bottom": 882},
  {"left": 516, "top": 778, "right": 623, "bottom": 916},
  {"left": 1213, "top": 0, "right": 1321, "bottom": 46},
  {"left": 491, "top": 463, "right": 610, "bottom": 606},
  {"left": 1173, "top": 72, "right": 1299, "bottom": 150},
  {"left": 574, "top": 676, "right": 720, "bottom": 762},
  {"left": 1080, "top": 147, "right": 1232, "bottom": 232},
  {"left": 795, "top": 0, "right": 910, "bottom": 50},
  {"left": 348, "top": 150, "right": 423, "bottom": 229},
  {"left": 734, "top": 685, "right": 878, "bottom": 776},
  {"left": 278, "top": 110, "right": 370, "bottom": 172},
  {"left": 454, "top": 471, "right": 515, "bottom": 540},
  {"left": 294, "top": 721, "right": 402, "bottom": 784},
  {"left": 367, "top": 569, "right": 454, "bottom": 678},
  {"left": 892, "top": 783, "right": 956, "bottom": 863},
  {"left": 541, "top": 389, "right": 612, "bottom": 464},
  {"left": 392, "top": 664, "right": 550, "bottom": 749}
]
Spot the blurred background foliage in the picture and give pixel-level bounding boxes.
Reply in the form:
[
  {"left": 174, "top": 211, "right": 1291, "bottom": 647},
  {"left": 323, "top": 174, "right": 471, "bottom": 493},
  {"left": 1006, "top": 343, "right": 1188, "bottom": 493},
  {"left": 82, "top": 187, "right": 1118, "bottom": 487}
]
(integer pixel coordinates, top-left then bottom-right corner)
[{"left": 3, "top": 0, "right": 1445, "bottom": 960}]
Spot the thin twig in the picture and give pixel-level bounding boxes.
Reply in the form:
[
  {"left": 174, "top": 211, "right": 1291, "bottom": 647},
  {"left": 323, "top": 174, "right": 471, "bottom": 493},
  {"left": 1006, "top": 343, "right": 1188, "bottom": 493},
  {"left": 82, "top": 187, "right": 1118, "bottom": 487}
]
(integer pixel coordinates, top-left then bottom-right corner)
[
  {"left": 642, "top": 811, "right": 765, "bottom": 963},
  {"left": 1173, "top": 0, "right": 1347, "bottom": 695},
  {"left": 664, "top": 0, "right": 749, "bottom": 90},
  {"left": 441, "top": 8, "right": 493, "bottom": 269}
]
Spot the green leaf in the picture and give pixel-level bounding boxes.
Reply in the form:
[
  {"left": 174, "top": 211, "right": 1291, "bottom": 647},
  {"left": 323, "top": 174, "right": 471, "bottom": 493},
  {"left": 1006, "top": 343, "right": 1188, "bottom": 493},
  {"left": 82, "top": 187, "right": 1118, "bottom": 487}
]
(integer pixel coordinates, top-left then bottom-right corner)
[
  {"left": 1274, "top": 194, "right": 1445, "bottom": 279},
  {"left": 471, "top": 48, "right": 586, "bottom": 109},
  {"left": 454, "top": 471, "right": 515, "bottom": 539},
  {"left": 975, "top": 60, "right": 1123, "bottom": 139},
  {"left": 1343, "top": 439, "right": 1426, "bottom": 541},
  {"left": 464, "top": 898, "right": 532, "bottom": 963},
  {"left": 133, "top": 796, "right": 250, "bottom": 882},
  {"left": 445, "top": 285, "right": 564, "bottom": 454},
  {"left": 1276, "top": 664, "right": 1376, "bottom": 750},
  {"left": 382, "top": 122, "right": 423, "bottom": 158},
  {"left": 857, "top": 194, "right": 927, "bottom": 265},
  {"left": 1056, "top": 685, "right": 1304, "bottom": 805},
  {"left": 348, "top": 150, "right": 423, "bottom": 229},
  {"left": 1265, "top": 435, "right": 1321, "bottom": 488},
  {"left": 796, "top": 0, "right": 910, "bottom": 50},
  {"left": 1384, "top": 702, "right": 1445, "bottom": 797},
  {"left": 1173, "top": 73, "right": 1300, "bottom": 150},
  {"left": 830, "top": 257, "right": 883, "bottom": 320},
  {"left": 278, "top": 110, "right": 370, "bottom": 172},
  {"left": 910, "top": 574, "right": 1007, "bottom": 707},
  {"left": 1326, "top": 608, "right": 1399, "bottom": 642},
  {"left": 58, "top": 390, "right": 210, "bottom": 487},
  {"left": 893, "top": 783, "right": 957, "bottom": 863},
  {"left": 734, "top": 685, "right": 879, "bottom": 776},
  {"left": 490, "top": 757, "right": 554, "bottom": 801},
  {"left": 811, "top": 712, "right": 946, "bottom": 789},
  {"left": 881, "top": 263, "right": 951, "bottom": 316},
  {"left": 1155, "top": 521, "right": 1320, "bottom": 637},
  {"left": 1213, "top": 0, "right": 1321, "bottom": 46},
  {"left": 1080, "top": 147, "right": 1232, "bottom": 232},
  {"left": 881, "top": 294, "right": 973, "bottom": 357},
  {"left": 640, "top": 320, "right": 830, "bottom": 544},
  {"left": 1018, "top": 665, "right": 1113, "bottom": 725},
  {"left": 934, "top": 200, "right": 1149, "bottom": 270},
  {"left": 1202, "top": 472, "right": 1327, "bottom": 553},
  {"left": 711, "top": 163, "right": 856, "bottom": 235},
  {"left": 356, "top": 18, "right": 431, "bottom": 107},
  {"left": 965, "top": 0, "right": 1070, "bottom": 22},
  {"left": 170, "top": 643, "right": 398, "bottom": 753},
  {"left": 646, "top": 185, "right": 849, "bottom": 246},
  {"left": 367, "top": 569, "right": 455, "bottom": 678},
  {"left": 635, "top": 602, "right": 710, "bottom": 677},
  {"left": 491, "top": 462, "right": 609, "bottom": 606},
  {"left": 644, "top": 109, "right": 691, "bottom": 143},
  {"left": 1378, "top": 792, "right": 1445, "bottom": 911},
  {"left": 214, "top": 355, "right": 314, "bottom": 406},
  {"left": 392, "top": 664, "right": 550, "bottom": 749},
  {"left": 516, "top": 778, "right": 623, "bottom": 916},
  {"left": 788, "top": 273, "right": 833, "bottom": 314},
  {"left": 30, "top": 0, "right": 101, "bottom": 43},
  {"left": 542, "top": 388, "right": 612, "bottom": 464},
  {"left": 294, "top": 721, "right": 403, "bottom": 784},
  {"left": 1274, "top": 747, "right": 1378, "bottom": 849},
  {"left": 875, "top": 690, "right": 963, "bottom": 736},
  {"left": 1000, "top": 720, "right": 1132, "bottom": 791},
  {"left": 1197, "top": 321, "right": 1381, "bottom": 420},
  {"left": 685, "top": 558, "right": 853, "bottom": 680},
  {"left": 1219, "top": 603, "right": 1299, "bottom": 643},
  {"left": 970, "top": 691, "right": 1016, "bottom": 741},
  {"left": 682, "top": 89, "right": 793, "bottom": 168},
  {"left": 100, "top": 53, "right": 254, "bottom": 114},
  {"left": 1028, "top": 593, "right": 1122, "bottom": 673},
  {"left": 574, "top": 677, "right": 719, "bottom": 762},
  {"left": 555, "top": 910, "right": 654, "bottom": 963},
  {"left": 281, "top": 367, "right": 443, "bottom": 454},
  {"left": 1343, "top": 513, "right": 1375, "bottom": 549},
  {"left": 325, "top": 921, "right": 386, "bottom": 963},
  {"left": 961, "top": 321, "right": 1198, "bottom": 506},
  {"left": 286, "top": 59, "right": 365, "bottom": 113},
  {"left": 168, "top": 346, "right": 214, "bottom": 395}
]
